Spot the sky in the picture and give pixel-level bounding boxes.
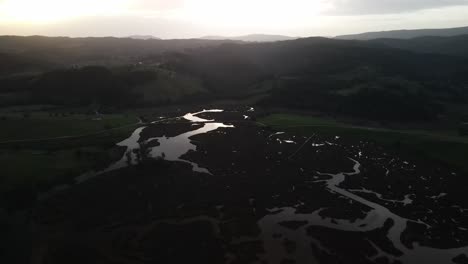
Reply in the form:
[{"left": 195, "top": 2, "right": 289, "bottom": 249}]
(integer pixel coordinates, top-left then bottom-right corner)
[{"left": 1, "top": 0, "right": 468, "bottom": 38}]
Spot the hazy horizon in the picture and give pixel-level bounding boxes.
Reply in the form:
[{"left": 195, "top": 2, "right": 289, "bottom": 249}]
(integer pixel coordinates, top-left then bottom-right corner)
[
  {"left": 2, "top": 0, "right": 468, "bottom": 38},
  {"left": 3, "top": 24, "right": 468, "bottom": 39}
]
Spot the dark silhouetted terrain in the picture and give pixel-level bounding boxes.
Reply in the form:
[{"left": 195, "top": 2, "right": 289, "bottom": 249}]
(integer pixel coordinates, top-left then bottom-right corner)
[
  {"left": 368, "top": 34, "right": 468, "bottom": 57},
  {"left": 2, "top": 32, "right": 468, "bottom": 264},
  {"left": 2, "top": 35, "right": 468, "bottom": 121},
  {"left": 127, "top": 35, "right": 162, "bottom": 40},
  {"left": 201, "top": 34, "right": 297, "bottom": 42},
  {"left": 336, "top": 25, "right": 468, "bottom": 40}
]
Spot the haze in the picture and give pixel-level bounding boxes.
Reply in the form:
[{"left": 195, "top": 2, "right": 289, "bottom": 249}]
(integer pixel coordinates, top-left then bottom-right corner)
[{"left": 1, "top": 0, "right": 468, "bottom": 38}]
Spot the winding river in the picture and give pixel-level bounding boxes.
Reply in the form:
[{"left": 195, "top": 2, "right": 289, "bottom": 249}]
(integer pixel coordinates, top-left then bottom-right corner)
[
  {"left": 239, "top": 159, "right": 468, "bottom": 264},
  {"left": 63, "top": 108, "right": 468, "bottom": 263},
  {"left": 76, "top": 109, "right": 233, "bottom": 182}
]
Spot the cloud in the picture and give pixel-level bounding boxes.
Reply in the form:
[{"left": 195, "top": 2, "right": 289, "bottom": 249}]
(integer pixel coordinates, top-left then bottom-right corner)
[
  {"left": 122, "top": 0, "right": 468, "bottom": 16},
  {"left": 2, "top": 0, "right": 468, "bottom": 38},
  {"left": 323, "top": 0, "right": 468, "bottom": 15},
  {"left": 129, "top": 0, "right": 186, "bottom": 11}
]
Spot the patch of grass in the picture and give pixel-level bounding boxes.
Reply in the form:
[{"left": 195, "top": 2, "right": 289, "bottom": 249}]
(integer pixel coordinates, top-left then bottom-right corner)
[
  {"left": 1, "top": 149, "right": 92, "bottom": 192},
  {"left": 260, "top": 114, "right": 468, "bottom": 173},
  {"left": 261, "top": 114, "right": 468, "bottom": 142},
  {"left": 334, "top": 86, "right": 364, "bottom": 96},
  {"left": 0, "top": 132, "right": 130, "bottom": 191},
  {"left": 0, "top": 111, "right": 138, "bottom": 202},
  {"left": 260, "top": 114, "right": 343, "bottom": 127},
  {"left": 0, "top": 144, "right": 127, "bottom": 210},
  {"left": 0, "top": 113, "right": 137, "bottom": 142}
]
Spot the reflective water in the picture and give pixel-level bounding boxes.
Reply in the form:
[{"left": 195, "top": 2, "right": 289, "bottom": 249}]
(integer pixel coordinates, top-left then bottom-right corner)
[
  {"left": 236, "top": 159, "right": 468, "bottom": 264},
  {"left": 145, "top": 122, "right": 233, "bottom": 174},
  {"left": 46, "top": 108, "right": 468, "bottom": 263},
  {"left": 183, "top": 109, "right": 224, "bottom": 122},
  {"left": 77, "top": 109, "right": 233, "bottom": 182}
]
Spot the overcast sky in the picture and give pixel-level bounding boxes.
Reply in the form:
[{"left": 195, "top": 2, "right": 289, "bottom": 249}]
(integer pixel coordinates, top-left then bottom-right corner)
[{"left": 1, "top": 0, "right": 468, "bottom": 38}]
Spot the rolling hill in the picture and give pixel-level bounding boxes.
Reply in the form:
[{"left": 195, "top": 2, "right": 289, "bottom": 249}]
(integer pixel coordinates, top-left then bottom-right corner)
[
  {"left": 336, "top": 26, "right": 468, "bottom": 40},
  {"left": 200, "top": 34, "right": 296, "bottom": 42},
  {"left": 368, "top": 34, "right": 468, "bottom": 57},
  {"left": 127, "top": 35, "right": 161, "bottom": 40},
  {"left": 0, "top": 35, "right": 236, "bottom": 67},
  {"left": 2, "top": 35, "right": 468, "bottom": 122}
]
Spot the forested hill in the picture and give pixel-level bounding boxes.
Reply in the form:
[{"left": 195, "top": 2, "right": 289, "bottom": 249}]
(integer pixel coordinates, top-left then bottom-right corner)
[
  {"left": 0, "top": 35, "right": 238, "bottom": 67},
  {"left": 336, "top": 26, "right": 468, "bottom": 40},
  {"left": 167, "top": 37, "right": 468, "bottom": 92},
  {"left": 2, "top": 35, "right": 468, "bottom": 122},
  {"left": 367, "top": 34, "right": 468, "bottom": 57}
]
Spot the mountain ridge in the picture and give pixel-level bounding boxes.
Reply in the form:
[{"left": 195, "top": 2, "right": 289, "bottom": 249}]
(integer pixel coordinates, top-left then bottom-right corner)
[
  {"left": 127, "top": 35, "right": 161, "bottom": 40},
  {"left": 336, "top": 26, "right": 468, "bottom": 40},
  {"left": 200, "top": 34, "right": 297, "bottom": 42}
]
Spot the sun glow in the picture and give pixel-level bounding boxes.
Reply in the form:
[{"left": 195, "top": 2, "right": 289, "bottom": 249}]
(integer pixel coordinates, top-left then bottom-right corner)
[
  {"left": 0, "top": 0, "right": 330, "bottom": 28},
  {"left": 0, "top": 0, "right": 338, "bottom": 37},
  {"left": 174, "top": 0, "right": 329, "bottom": 28},
  {"left": 0, "top": 0, "right": 129, "bottom": 23}
]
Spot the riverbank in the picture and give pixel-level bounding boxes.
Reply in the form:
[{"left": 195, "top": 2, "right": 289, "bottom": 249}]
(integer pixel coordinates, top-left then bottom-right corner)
[{"left": 0, "top": 109, "right": 139, "bottom": 210}]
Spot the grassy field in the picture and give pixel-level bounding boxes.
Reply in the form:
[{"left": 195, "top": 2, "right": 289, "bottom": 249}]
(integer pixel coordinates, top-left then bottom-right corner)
[
  {"left": 260, "top": 114, "right": 468, "bottom": 173},
  {"left": 2, "top": 149, "right": 97, "bottom": 191},
  {"left": 0, "top": 112, "right": 137, "bottom": 142},
  {"left": 0, "top": 111, "right": 138, "bottom": 201}
]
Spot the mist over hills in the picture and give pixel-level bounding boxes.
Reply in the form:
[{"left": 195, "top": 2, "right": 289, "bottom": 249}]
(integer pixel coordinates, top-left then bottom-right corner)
[
  {"left": 336, "top": 26, "right": 468, "bottom": 40},
  {"left": 127, "top": 35, "right": 161, "bottom": 40},
  {"left": 200, "top": 34, "right": 296, "bottom": 42}
]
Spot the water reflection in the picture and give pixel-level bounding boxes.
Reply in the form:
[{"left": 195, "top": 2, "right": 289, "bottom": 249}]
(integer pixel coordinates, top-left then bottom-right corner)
[
  {"left": 234, "top": 159, "right": 468, "bottom": 264},
  {"left": 146, "top": 122, "right": 234, "bottom": 174},
  {"left": 77, "top": 109, "right": 233, "bottom": 182}
]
